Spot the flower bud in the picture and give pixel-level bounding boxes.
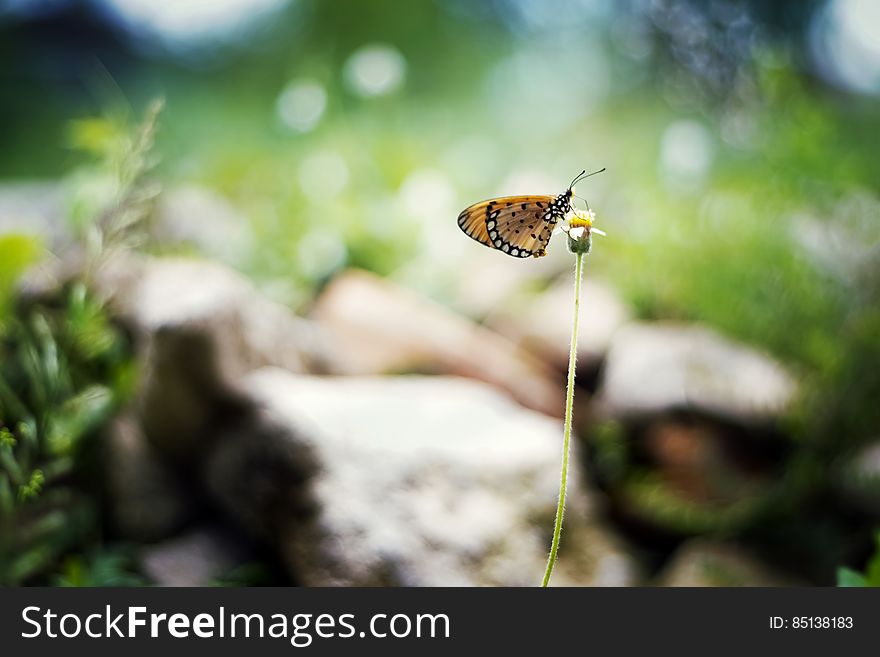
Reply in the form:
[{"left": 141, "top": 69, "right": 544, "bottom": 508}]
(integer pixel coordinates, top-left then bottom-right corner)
[{"left": 563, "top": 209, "right": 602, "bottom": 255}]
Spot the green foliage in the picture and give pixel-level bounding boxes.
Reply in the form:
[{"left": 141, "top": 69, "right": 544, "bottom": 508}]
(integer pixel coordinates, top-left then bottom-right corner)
[
  {"left": 209, "top": 563, "right": 275, "bottom": 587},
  {"left": 590, "top": 420, "right": 630, "bottom": 483},
  {"left": 597, "top": 69, "right": 880, "bottom": 456},
  {"left": 617, "top": 471, "right": 769, "bottom": 536},
  {"left": 0, "top": 234, "right": 43, "bottom": 331},
  {"left": 0, "top": 285, "right": 131, "bottom": 585},
  {"left": 837, "top": 532, "right": 880, "bottom": 587},
  {"left": 18, "top": 469, "right": 44, "bottom": 501},
  {"left": 579, "top": 64, "right": 880, "bottom": 576},
  {"left": 53, "top": 547, "right": 145, "bottom": 587},
  {"left": 65, "top": 99, "right": 164, "bottom": 265},
  {"left": 0, "top": 103, "right": 161, "bottom": 586}
]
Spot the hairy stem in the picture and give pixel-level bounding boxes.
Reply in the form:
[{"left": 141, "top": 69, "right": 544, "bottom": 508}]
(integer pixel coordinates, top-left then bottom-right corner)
[{"left": 541, "top": 250, "right": 584, "bottom": 587}]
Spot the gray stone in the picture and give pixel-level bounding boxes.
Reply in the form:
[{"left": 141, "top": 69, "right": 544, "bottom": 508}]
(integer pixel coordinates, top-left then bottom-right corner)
[
  {"left": 96, "top": 255, "right": 327, "bottom": 460},
  {"left": 448, "top": 244, "right": 571, "bottom": 318},
  {"left": 311, "top": 269, "right": 564, "bottom": 417},
  {"left": 597, "top": 322, "right": 796, "bottom": 425},
  {"left": 835, "top": 441, "right": 880, "bottom": 516},
  {"left": 104, "top": 414, "right": 196, "bottom": 541},
  {"left": 656, "top": 540, "right": 797, "bottom": 586},
  {"left": 204, "top": 368, "right": 639, "bottom": 587},
  {"left": 486, "top": 276, "right": 632, "bottom": 372},
  {"left": 140, "top": 527, "right": 247, "bottom": 587}
]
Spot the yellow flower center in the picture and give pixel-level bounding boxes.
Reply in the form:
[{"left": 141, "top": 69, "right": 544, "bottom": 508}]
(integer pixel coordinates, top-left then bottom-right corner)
[{"left": 568, "top": 212, "right": 594, "bottom": 229}]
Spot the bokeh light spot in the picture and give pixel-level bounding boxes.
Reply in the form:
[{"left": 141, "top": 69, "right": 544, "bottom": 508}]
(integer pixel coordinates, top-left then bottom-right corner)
[
  {"left": 276, "top": 79, "right": 327, "bottom": 133},
  {"left": 344, "top": 43, "right": 407, "bottom": 97},
  {"left": 298, "top": 150, "right": 349, "bottom": 201},
  {"left": 659, "top": 119, "right": 714, "bottom": 189}
]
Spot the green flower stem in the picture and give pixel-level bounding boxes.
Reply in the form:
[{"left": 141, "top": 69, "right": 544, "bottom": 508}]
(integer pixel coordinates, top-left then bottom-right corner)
[{"left": 541, "top": 249, "right": 584, "bottom": 587}]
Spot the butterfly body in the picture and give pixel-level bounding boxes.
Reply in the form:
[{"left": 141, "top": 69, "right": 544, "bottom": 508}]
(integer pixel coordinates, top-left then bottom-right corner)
[{"left": 457, "top": 169, "right": 603, "bottom": 259}]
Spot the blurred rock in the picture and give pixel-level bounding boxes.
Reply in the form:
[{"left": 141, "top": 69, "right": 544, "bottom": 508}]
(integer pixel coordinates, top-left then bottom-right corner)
[
  {"left": 155, "top": 185, "right": 255, "bottom": 266},
  {"left": 311, "top": 269, "right": 564, "bottom": 417},
  {"left": 140, "top": 526, "right": 248, "bottom": 587},
  {"left": 486, "top": 276, "right": 632, "bottom": 374},
  {"left": 597, "top": 322, "right": 796, "bottom": 425},
  {"left": 99, "top": 255, "right": 328, "bottom": 460},
  {"left": 600, "top": 416, "right": 779, "bottom": 536},
  {"left": 449, "top": 245, "right": 571, "bottom": 318},
  {"left": 835, "top": 441, "right": 880, "bottom": 517},
  {"left": 642, "top": 417, "right": 773, "bottom": 503},
  {"left": 104, "top": 414, "right": 196, "bottom": 541},
  {"left": 205, "top": 368, "right": 638, "bottom": 586},
  {"left": 656, "top": 540, "right": 796, "bottom": 586}
]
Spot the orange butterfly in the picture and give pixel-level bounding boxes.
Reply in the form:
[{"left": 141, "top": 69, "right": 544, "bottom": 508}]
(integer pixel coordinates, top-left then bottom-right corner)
[{"left": 457, "top": 168, "right": 604, "bottom": 258}]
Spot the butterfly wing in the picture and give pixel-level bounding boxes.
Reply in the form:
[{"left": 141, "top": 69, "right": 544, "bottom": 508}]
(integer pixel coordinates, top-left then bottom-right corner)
[{"left": 457, "top": 195, "right": 559, "bottom": 258}]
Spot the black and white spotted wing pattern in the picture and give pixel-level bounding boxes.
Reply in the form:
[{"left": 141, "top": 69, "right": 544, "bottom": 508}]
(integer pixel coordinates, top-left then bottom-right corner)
[{"left": 457, "top": 191, "right": 573, "bottom": 258}]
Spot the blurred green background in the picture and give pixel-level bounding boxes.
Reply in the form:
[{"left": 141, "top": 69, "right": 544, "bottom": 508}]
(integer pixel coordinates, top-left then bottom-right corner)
[{"left": 1, "top": 0, "right": 880, "bottom": 586}]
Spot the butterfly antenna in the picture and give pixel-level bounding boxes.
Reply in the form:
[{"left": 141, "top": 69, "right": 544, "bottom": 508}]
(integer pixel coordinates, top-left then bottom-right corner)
[
  {"left": 568, "top": 170, "right": 586, "bottom": 190},
  {"left": 573, "top": 193, "right": 592, "bottom": 211},
  {"left": 569, "top": 167, "right": 606, "bottom": 190}
]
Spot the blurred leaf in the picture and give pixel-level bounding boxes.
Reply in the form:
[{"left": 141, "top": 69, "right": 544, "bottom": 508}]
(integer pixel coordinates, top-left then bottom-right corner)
[
  {"left": 837, "top": 532, "right": 880, "bottom": 587},
  {"left": 64, "top": 283, "right": 120, "bottom": 361},
  {"left": 47, "top": 385, "right": 114, "bottom": 455},
  {"left": 837, "top": 567, "right": 867, "bottom": 587},
  {"left": 864, "top": 532, "right": 880, "bottom": 586},
  {"left": 0, "top": 475, "right": 13, "bottom": 515},
  {"left": 53, "top": 548, "right": 144, "bottom": 587},
  {"left": 17, "top": 468, "right": 44, "bottom": 501},
  {"left": 0, "top": 234, "right": 42, "bottom": 330},
  {"left": 590, "top": 420, "right": 629, "bottom": 483},
  {"left": 0, "top": 427, "right": 15, "bottom": 449},
  {"left": 64, "top": 99, "right": 163, "bottom": 258},
  {"left": 67, "top": 117, "right": 122, "bottom": 158},
  {"left": 1, "top": 283, "right": 130, "bottom": 584},
  {"left": 209, "top": 563, "right": 274, "bottom": 587}
]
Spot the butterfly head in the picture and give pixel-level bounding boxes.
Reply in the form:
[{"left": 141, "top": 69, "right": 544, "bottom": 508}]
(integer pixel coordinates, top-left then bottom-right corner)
[{"left": 551, "top": 189, "right": 575, "bottom": 216}]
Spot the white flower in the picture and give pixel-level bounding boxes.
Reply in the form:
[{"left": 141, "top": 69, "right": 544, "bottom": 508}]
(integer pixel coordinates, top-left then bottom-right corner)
[{"left": 562, "top": 209, "right": 605, "bottom": 254}]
